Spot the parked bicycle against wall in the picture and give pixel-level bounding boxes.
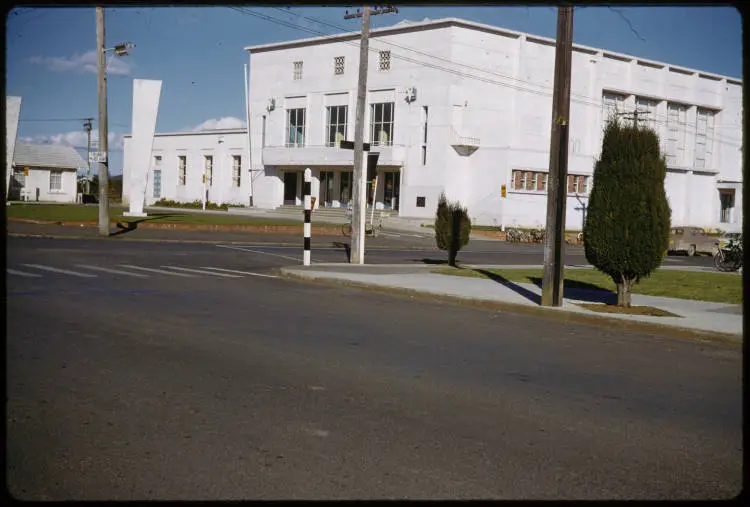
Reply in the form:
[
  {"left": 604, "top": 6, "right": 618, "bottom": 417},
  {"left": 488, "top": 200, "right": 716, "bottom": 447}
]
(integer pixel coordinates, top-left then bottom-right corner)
[
  {"left": 341, "top": 201, "right": 382, "bottom": 238},
  {"left": 713, "top": 234, "right": 743, "bottom": 272}
]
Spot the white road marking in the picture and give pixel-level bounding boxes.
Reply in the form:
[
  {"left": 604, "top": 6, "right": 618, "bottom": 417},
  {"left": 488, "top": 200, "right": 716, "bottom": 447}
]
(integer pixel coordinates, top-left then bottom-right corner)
[
  {"left": 200, "top": 267, "right": 278, "bottom": 279},
  {"left": 161, "top": 266, "right": 242, "bottom": 278},
  {"left": 216, "top": 244, "right": 301, "bottom": 262},
  {"left": 75, "top": 264, "right": 150, "bottom": 278},
  {"left": 118, "top": 265, "right": 196, "bottom": 277},
  {"left": 22, "top": 264, "right": 97, "bottom": 278},
  {"left": 7, "top": 269, "right": 42, "bottom": 278}
]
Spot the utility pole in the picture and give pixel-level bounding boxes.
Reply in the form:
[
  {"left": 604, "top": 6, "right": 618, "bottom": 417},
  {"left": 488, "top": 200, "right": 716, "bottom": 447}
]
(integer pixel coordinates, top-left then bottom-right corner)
[
  {"left": 83, "top": 118, "right": 93, "bottom": 194},
  {"left": 541, "top": 5, "right": 574, "bottom": 307},
  {"left": 96, "top": 6, "right": 110, "bottom": 236},
  {"left": 344, "top": 5, "right": 398, "bottom": 264}
]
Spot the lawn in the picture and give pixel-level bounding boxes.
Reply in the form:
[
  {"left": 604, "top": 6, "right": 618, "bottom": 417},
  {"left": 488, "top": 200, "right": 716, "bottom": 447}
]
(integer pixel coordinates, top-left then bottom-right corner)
[
  {"left": 433, "top": 267, "right": 743, "bottom": 305},
  {"left": 6, "top": 204, "right": 306, "bottom": 227}
]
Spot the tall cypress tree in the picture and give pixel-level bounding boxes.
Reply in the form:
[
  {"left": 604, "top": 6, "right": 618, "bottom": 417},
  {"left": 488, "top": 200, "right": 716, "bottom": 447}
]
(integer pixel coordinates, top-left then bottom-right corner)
[
  {"left": 435, "top": 193, "right": 472, "bottom": 267},
  {"left": 584, "top": 117, "right": 671, "bottom": 307}
]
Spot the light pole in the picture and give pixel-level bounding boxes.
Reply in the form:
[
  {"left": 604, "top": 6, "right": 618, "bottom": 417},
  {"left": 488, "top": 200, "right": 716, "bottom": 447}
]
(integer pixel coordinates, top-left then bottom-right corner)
[{"left": 95, "top": 5, "right": 134, "bottom": 236}]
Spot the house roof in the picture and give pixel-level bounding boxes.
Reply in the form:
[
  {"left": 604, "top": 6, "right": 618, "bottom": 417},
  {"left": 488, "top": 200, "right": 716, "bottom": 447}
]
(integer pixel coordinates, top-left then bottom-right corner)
[
  {"left": 13, "top": 143, "right": 86, "bottom": 170},
  {"left": 244, "top": 16, "right": 742, "bottom": 84}
]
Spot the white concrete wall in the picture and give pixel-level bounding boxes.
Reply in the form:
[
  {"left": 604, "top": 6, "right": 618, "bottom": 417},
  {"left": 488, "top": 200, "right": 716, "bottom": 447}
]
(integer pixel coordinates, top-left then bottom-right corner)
[
  {"left": 245, "top": 19, "right": 742, "bottom": 229},
  {"left": 123, "top": 131, "right": 252, "bottom": 207}
]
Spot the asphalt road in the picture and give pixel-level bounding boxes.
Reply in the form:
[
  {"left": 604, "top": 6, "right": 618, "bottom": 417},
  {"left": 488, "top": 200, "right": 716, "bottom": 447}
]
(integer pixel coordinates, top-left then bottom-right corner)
[
  {"left": 7, "top": 223, "right": 718, "bottom": 268},
  {"left": 6, "top": 237, "right": 741, "bottom": 500}
]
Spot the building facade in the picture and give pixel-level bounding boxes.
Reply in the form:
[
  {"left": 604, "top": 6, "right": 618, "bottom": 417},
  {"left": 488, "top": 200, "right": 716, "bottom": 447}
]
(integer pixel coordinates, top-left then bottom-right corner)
[
  {"left": 123, "top": 17, "right": 742, "bottom": 232},
  {"left": 10, "top": 143, "right": 84, "bottom": 203},
  {"left": 122, "top": 129, "right": 252, "bottom": 207},
  {"left": 244, "top": 17, "right": 743, "bottom": 231}
]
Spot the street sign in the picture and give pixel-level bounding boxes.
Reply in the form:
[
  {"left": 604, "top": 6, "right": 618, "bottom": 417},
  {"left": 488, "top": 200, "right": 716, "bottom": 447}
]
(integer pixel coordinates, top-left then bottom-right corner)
[
  {"left": 339, "top": 140, "right": 371, "bottom": 151},
  {"left": 89, "top": 152, "right": 107, "bottom": 163},
  {"left": 501, "top": 184, "right": 507, "bottom": 198}
]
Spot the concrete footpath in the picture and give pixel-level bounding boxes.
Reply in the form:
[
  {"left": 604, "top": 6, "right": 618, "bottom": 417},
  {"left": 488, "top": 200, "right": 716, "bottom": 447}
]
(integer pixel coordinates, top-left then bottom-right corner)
[{"left": 280, "top": 263, "right": 743, "bottom": 340}]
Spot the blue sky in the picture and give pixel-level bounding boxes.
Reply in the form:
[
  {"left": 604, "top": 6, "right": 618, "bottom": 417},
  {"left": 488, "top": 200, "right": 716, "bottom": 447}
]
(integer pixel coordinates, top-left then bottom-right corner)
[{"left": 5, "top": 5, "right": 742, "bottom": 176}]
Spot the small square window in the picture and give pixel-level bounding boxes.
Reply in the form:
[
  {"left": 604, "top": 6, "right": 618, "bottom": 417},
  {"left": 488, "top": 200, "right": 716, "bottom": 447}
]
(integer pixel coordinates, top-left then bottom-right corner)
[
  {"left": 293, "top": 61, "right": 303, "bottom": 80},
  {"left": 379, "top": 50, "right": 391, "bottom": 71},
  {"left": 334, "top": 56, "right": 345, "bottom": 75},
  {"left": 154, "top": 155, "right": 162, "bottom": 165},
  {"left": 416, "top": 196, "right": 426, "bottom": 208}
]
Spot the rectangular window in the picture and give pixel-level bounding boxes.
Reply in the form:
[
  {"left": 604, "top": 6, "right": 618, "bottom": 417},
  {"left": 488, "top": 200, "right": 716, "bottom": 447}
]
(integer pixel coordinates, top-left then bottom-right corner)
[
  {"left": 204, "top": 155, "right": 213, "bottom": 186},
  {"left": 720, "top": 190, "right": 735, "bottom": 223},
  {"left": 421, "top": 146, "right": 427, "bottom": 165},
  {"left": 370, "top": 102, "right": 394, "bottom": 146},
  {"left": 602, "top": 92, "right": 627, "bottom": 125},
  {"left": 153, "top": 169, "right": 161, "bottom": 198},
  {"left": 524, "top": 171, "right": 534, "bottom": 191},
  {"left": 232, "top": 155, "right": 241, "bottom": 187},
  {"left": 286, "top": 108, "right": 306, "bottom": 147},
  {"left": 154, "top": 155, "right": 162, "bottom": 166},
  {"left": 422, "top": 106, "right": 429, "bottom": 144},
  {"left": 49, "top": 169, "right": 62, "bottom": 191},
  {"left": 326, "top": 105, "right": 348, "bottom": 147},
  {"left": 666, "top": 103, "right": 687, "bottom": 166},
  {"left": 695, "top": 108, "right": 715, "bottom": 170},
  {"left": 178, "top": 155, "right": 187, "bottom": 186},
  {"left": 512, "top": 170, "right": 551, "bottom": 192},
  {"left": 567, "top": 174, "right": 589, "bottom": 194},
  {"left": 262, "top": 115, "right": 267, "bottom": 148},
  {"left": 379, "top": 51, "right": 391, "bottom": 71},
  {"left": 635, "top": 97, "right": 658, "bottom": 131},
  {"left": 334, "top": 56, "right": 345, "bottom": 75},
  {"left": 293, "top": 61, "right": 303, "bottom": 80}
]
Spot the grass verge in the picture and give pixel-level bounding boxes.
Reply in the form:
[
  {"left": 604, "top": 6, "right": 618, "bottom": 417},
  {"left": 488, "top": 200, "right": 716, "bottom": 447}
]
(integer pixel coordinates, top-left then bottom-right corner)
[
  {"left": 6, "top": 204, "right": 304, "bottom": 227},
  {"left": 432, "top": 267, "right": 742, "bottom": 305}
]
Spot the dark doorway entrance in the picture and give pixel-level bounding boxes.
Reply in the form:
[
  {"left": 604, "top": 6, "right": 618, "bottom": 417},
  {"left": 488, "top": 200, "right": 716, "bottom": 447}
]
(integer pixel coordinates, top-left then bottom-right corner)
[{"left": 283, "top": 172, "right": 298, "bottom": 203}]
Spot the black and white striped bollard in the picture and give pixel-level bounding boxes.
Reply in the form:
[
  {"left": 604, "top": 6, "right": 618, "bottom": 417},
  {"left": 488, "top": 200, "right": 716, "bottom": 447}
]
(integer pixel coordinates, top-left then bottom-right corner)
[{"left": 303, "top": 168, "right": 312, "bottom": 266}]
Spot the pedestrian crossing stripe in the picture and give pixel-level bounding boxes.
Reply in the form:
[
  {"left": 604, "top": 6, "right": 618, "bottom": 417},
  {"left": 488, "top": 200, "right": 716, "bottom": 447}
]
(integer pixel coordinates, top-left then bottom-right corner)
[
  {"left": 118, "top": 265, "right": 196, "bottom": 277},
  {"left": 161, "top": 266, "right": 242, "bottom": 278},
  {"left": 75, "top": 264, "right": 150, "bottom": 278},
  {"left": 21, "top": 264, "right": 97, "bottom": 278}
]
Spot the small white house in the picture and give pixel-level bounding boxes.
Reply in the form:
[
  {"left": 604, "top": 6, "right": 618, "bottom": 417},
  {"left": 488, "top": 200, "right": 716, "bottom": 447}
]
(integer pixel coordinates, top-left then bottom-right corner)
[
  {"left": 122, "top": 128, "right": 252, "bottom": 207},
  {"left": 10, "top": 143, "right": 85, "bottom": 203}
]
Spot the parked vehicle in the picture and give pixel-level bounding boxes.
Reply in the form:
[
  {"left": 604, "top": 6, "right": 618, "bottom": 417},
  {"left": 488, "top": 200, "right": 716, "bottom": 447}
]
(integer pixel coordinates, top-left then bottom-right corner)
[
  {"left": 713, "top": 233, "right": 743, "bottom": 272},
  {"left": 668, "top": 227, "right": 719, "bottom": 256}
]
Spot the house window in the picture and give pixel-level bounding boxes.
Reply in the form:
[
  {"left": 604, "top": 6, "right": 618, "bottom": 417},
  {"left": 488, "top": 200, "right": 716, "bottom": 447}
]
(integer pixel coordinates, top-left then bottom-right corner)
[
  {"left": 204, "top": 155, "right": 213, "bottom": 186},
  {"left": 334, "top": 56, "right": 345, "bottom": 75},
  {"left": 416, "top": 196, "right": 426, "bottom": 207},
  {"left": 293, "top": 61, "right": 303, "bottom": 80},
  {"left": 666, "top": 103, "right": 688, "bottom": 166},
  {"left": 511, "top": 170, "right": 548, "bottom": 192},
  {"left": 422, "top": 106, "right": 429, "bottom": 144},
  {"left": 50, "top": 170, "right": 62, "bottom": 191},
  {"left": 178, "top": 155, "right": 187, "bottom": 186},
  {"left": 286, "top": 108, "right": 306, "bottom": 147},
  {"left": 153, "top": 169, "right": 161, "bottom": 198},
  {"left": 370, "top": 102, "right": 394, "bottom": 146},
  {"left": 326, "top": 105, "right": 348, "bottom": 147},
  {"left": 232, "top": 155, "right": 241, "bottom": 187},
  {"left": 379, "top": 50, "right": 391, "bottom": 71},
  {"left": 262, "top": 115, "right": 267, "bottom": 148},
  {"left": 154, "top": 155, "right": 162, "bottom": 166},
  {"left": 567, "top": 174, "right": 589, "bottom": 194},
  {"left": 421, "top": 146, "right": 427, "bottom": 165},
  {"left": 635, "top": 97, "right": 658, "bottom": 132},
  {"left": 720, "top": 190, "right": 735, "bottom": 223},
  {"left": 694, "top": 108, "right": 715, "bottom": 170}
]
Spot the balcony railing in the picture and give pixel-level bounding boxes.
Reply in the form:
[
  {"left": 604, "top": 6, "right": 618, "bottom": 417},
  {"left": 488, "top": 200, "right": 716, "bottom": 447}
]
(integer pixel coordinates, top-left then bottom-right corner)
[{"left": 450, "top": 127, "right": 480, "bottom": 156}]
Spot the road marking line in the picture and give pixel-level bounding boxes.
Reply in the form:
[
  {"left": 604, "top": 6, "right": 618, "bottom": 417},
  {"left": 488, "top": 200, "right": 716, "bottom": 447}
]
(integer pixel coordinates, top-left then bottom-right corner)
[
  {"left": 200, "top": 267, "right": 278, "bottom": 278},
  {"left": 22, "top": 264, "right": 97, "bottom": 278},
  {"left": 118, "top": 265, "right": 196, "bottom": 277},
  {"left": 75, "top": 265, "right": 150, "bottom": 278},
  {"left": 7, "top": 269, "right": 42, "bottom": 278},
  {"left": 216, "top": 244, "right": 301, "bottom": 262},
  {"left": 161, "top": 266, "right": 242, "bottom": 278}
]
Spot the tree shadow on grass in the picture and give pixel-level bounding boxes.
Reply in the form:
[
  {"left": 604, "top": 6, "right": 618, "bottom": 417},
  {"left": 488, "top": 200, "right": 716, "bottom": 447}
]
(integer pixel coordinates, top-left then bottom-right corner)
[
  {"left": 526, "top": 276, "right": 617, "bottom": 305},
  {"left": 110, "top": 213, "right": 181, "bottom": 237}
]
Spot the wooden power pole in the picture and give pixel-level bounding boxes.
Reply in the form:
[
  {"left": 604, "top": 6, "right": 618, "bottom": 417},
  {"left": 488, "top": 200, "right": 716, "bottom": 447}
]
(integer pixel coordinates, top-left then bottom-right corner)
[
  {"left": 344, "top": 5, "right": 398, "bottom": 264},
  {"left": 96, "top": 6, "right": 110, "bottom": 237},
  {"left": 541, "top": 5, "right": 574, "bottom": 307}
]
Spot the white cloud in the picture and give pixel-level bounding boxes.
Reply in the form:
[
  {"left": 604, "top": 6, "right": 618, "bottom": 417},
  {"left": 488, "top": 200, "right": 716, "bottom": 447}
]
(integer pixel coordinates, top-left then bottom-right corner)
[
  {"left": 190, "top": 117, "right": 246, "bottom": 131},
  {"left": 29, "top": 50, "right": 133, "bottom": 76},
  {"left": 21, "top": 130, "right": 124, "bottom": 151}
]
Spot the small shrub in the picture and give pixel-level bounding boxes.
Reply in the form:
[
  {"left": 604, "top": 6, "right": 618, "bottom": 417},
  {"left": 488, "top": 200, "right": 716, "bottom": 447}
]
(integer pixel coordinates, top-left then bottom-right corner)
[{"left": 434, "top": 193, "right": 472, "bottom": 266}]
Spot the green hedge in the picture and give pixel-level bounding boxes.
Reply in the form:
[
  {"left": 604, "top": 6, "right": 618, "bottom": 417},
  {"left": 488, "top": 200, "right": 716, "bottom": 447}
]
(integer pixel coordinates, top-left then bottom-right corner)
[{"left": 152, "top": 198, "right": 229, "bottom": 211}]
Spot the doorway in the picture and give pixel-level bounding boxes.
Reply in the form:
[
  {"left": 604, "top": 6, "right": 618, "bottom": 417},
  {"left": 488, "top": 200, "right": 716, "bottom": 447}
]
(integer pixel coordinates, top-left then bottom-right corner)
[
  {"left": 719, "top": 189, "right": 735, "bottom": 224},
  {"left": 283, "top": 172, "right": 298, "bottom": 204},
  {"left": 320, "top": 171, "right": 334, "bottom": 206},
  {"left": 339, "top": 171, "right": 352, "bottom": 205},
  {"left": 384, "top": 171, "right": 400, "bottom": 210}
]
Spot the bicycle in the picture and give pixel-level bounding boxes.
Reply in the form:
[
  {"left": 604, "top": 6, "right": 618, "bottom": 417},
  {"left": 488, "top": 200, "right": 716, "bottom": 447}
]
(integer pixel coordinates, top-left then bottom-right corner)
[
  {"left": 341, "top": 203, "right": 382, "bottom": 237},
  {"left": 713, "top": 235, "right": 743, "bottom": 272}
]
